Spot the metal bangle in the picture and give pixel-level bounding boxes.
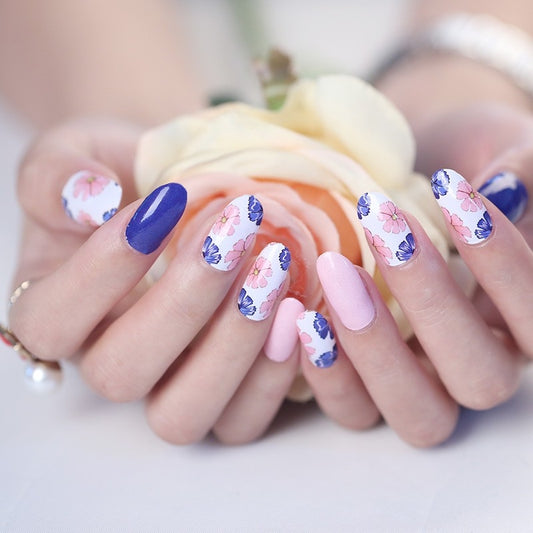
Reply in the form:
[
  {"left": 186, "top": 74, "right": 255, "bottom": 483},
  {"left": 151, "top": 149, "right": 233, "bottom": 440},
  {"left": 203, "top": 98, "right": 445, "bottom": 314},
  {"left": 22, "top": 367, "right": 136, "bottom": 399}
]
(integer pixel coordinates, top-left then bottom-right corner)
[{"left": 369, "top": 13, "right": 533, "bottom": 101}]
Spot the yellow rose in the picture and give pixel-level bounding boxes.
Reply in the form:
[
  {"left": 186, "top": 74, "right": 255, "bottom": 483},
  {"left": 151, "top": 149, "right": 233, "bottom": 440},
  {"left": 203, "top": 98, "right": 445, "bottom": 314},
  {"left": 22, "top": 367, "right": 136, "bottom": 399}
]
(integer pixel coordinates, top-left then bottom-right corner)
[{"left": 135, "top": 74, "right": 448, "bottom": 398}]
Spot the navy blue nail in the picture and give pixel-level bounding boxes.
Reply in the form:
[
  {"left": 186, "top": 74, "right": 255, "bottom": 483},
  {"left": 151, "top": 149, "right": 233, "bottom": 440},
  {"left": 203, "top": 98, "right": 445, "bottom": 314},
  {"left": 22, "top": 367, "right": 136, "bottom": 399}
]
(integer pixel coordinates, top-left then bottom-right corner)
[
  {"left": 125, "top": 183, "right": 187, "bottom": 254},
  {"left": 479, "top": 172, "right": 528, "bottom": 223}
]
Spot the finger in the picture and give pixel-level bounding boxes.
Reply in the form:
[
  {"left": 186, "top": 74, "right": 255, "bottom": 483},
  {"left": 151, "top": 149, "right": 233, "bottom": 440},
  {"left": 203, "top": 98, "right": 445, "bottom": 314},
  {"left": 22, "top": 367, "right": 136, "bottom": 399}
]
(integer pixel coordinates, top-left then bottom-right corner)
[
  {"left": 80, "top": 195, "right": 270, "bottom": 401},
  {"left": 432, "top": 168, "right": 533, "bottom": 358},
  {"left": 145, "top": 242, "right": 291, "bottom": 444},
  {"left": 357, "top": 191, "right": 522, "bottom": 410},
  {"left": 9, "top": 183, "right": 188, "bottom": 360},
  {"left": 212, "top": 346, "right": 300, "bottom": 445},
  {"left": 297, "top": 310, "right": 381, "bottom": 432},
  {"left": 212, "top": 298, "right": 305, "bottom": 443},
  {"left": 18, "top": 120, "right": 140, "bottom": 232},
  {"left": 472, "top": 140, "right": 532, "bottom": 225},
  {"left": 316, "top": 252, "right": 458, "bottom": 447}
]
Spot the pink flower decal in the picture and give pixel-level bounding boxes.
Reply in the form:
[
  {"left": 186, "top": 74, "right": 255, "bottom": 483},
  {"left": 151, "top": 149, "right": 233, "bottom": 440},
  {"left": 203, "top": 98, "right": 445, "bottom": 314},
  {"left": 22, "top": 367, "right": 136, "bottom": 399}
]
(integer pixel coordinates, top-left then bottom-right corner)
[
  {"left": 224, "top": 233, "right": 254, "bottom": 270},
  {"left": 246, "top": 256, "right": 272, "bottom": 288},
  {"left": 298, "top": 330, "right": 316, "bottom": 355},
  {"left": 365, "top": 228, "right": 393, "bottom": 263},
  {"left": 441, "top": 207, "right": 472, "bottom": 242},
  {"left": 212, "top": 203, "right": 240, "bottom": 236},
  {"left": 77, "top": 210, "right": 98, "bottom": 227},
  {"left": 259, "top": 286, "right": 284, "bottom": 316},
  {"left": 73, "top": 173, "right": 111, "bottom": 201},
  {"left": 456, "top": 181, "right": 483, "bottom": 212},
  {"left": 377, "top": 201, "right": 407, "bottom": 234}
]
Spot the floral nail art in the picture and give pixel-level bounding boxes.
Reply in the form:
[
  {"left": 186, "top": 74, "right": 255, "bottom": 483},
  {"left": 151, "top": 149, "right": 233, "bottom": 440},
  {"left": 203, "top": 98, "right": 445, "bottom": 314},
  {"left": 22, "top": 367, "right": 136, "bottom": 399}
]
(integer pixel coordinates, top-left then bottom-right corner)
[
  {"left": 296, "top": 311, "right": 338, "bottom": 369},
  {"left": 357, "top": 192, "right": 416, "bottom": 266},
  {"left": 431, "top": 169, "right": 493, "bottom": 245},
  {"left": 238, "top": 242, "right": 290, "bottom": 321},
  {"left": 61, "top": 170, "right": 122, "bottom": 227},
  {"left": 478, "top": 171, "right": 529, "bottom": 223},
  {"left": 202, "top": 195, "right": 263, "bottom": 271}
]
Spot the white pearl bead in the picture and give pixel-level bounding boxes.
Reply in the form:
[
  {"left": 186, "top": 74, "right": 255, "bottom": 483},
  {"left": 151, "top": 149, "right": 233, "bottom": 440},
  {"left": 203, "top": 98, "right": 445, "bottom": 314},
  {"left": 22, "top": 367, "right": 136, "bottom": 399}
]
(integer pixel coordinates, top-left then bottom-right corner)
[{"left": 24, "top": 361, "right": 62, "bottom": 392}]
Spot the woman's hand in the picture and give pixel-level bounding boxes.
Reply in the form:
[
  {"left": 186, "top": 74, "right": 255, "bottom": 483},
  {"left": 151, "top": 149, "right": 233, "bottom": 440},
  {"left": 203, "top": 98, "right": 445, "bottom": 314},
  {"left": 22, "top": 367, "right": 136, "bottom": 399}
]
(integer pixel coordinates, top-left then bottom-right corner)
[
  {"left": 301, "top": 102, "right": 532, "bottom": 447},
  {"left": 8, "top": 120, "right": 298, "bottom": 445}
]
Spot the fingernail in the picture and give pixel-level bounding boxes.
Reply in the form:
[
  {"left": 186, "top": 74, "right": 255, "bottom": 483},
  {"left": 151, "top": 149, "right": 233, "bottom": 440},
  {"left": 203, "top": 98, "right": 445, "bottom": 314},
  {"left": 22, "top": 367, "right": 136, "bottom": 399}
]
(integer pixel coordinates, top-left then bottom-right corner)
[
  {"left": 431, "top": 169, "right": 493, "bottom": 244},
  {"left": 238, "top": 242, "right": 290, "bottom": 321},
  {"left": 478, "top": 171, "right": 528, "bottom": 223},
  {"left": 296, "top": 311, "right": 338, "bottom": 369},
  {"left": 202, "top": 194, "right": 263, "bottom": 270},
  {"left": 61, "top": 170, "right": 122, "bottom": 227},
  {"left": 357, "top": 192, "right": 416, "bottom": 266},
  {"left": 125, "top": 183, "right": 187, "bottom": 254},
  {"left": 264, "top": 298, "right": 305, "bottom": 362},
  {"left": 317, "top": 252, "right": 375, "bottom": 331}
]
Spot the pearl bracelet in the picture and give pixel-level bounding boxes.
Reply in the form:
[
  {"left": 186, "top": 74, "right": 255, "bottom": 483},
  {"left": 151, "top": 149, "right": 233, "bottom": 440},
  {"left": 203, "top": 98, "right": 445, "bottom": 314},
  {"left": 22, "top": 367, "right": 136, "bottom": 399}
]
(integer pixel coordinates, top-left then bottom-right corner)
[{"left": 370, "top": 12, "right": 533, "bottom": 101}]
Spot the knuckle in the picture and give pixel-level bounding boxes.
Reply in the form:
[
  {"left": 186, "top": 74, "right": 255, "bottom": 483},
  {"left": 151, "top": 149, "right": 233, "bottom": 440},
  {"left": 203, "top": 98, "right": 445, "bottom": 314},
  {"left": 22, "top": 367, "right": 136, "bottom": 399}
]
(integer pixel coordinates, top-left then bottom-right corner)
[
  {"left": 460, "top": 374, "right": 519, "bottom": 410},
  {"left": 81, "top": 353, "right": 145, "bottom": 403},
  {"left": 404, "top": 407, "right": 459, "bottom": 448},
  {"left": 146, "top": 402, "right": 207, "bottom": 445},
  {"left": 214, "top": 426, "right": 262, "bottom": 446},
  {"left": 339, "top": 409, "right": 381, "bottom": 432}
]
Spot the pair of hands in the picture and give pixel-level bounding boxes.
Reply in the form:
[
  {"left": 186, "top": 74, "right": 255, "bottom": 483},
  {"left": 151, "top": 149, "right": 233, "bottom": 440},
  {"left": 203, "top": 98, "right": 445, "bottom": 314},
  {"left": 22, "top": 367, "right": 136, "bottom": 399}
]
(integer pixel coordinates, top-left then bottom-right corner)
[{"left": 8, "top": 103, "right": 533, "bottom": 446}]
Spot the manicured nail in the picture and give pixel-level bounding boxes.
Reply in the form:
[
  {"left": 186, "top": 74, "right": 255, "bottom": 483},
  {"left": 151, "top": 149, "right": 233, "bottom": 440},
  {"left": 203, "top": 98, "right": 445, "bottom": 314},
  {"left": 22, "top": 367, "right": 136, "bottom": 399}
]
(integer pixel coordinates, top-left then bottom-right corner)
[
  {"left": 264, "top": 298, "right": 305, "bottom": 362},
  {"left": 478, "top": 171, "right": 528, "bottom": 223},
  {"left": 61, "top": 170, "right": 122, "bottom": 227},
  {"left": 238, "top": 242, "right": 290, "bottom": 321},
  {"left": 202, "top": 195, "right": 263, "bottom": 270},
  {"left": 317, "top": 252, "right": 375, "bottom": 331},
  {"left": 357, "top": 192, "right": 416, "bottom": 266},
  {"left": 296, "top": 311, "right": 338, "bottom": 369},
  {"left": 431, "top": 169, "right": 493, "bottom": 244},
  {"left": 125, "top": 183, "right": 187, "bottom": 254}
]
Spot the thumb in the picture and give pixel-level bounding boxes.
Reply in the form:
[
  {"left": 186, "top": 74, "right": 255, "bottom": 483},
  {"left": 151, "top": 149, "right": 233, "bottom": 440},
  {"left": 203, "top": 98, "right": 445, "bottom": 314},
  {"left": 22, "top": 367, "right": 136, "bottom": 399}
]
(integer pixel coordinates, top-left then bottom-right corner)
[{"left": 18, "top": 119, "right": 140, "bottom": 234}]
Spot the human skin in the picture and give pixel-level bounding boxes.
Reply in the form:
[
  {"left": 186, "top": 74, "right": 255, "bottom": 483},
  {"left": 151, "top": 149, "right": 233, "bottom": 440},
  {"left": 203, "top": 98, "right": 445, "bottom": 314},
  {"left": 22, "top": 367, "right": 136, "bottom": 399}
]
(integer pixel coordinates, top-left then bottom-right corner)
[{"left": 3, "top": 0, "right": 533, "bottom": 446}]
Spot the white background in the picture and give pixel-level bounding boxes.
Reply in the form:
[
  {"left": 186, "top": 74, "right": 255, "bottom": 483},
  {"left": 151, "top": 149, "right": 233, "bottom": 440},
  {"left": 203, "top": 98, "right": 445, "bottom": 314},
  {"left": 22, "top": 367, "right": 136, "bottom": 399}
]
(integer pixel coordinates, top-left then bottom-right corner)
[{"left": 1, "top": 2, "right": 533, "bottom": 531}]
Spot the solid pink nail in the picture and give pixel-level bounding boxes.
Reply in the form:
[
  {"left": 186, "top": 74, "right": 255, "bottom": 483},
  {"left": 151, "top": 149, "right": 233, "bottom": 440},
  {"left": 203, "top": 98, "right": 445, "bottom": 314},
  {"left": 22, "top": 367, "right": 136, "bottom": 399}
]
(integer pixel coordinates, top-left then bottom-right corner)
[
  {"left": 316, "top": 252, "right": 375, "bottom": 331},
  {"left": 264, "top": 297, "right": 305, "bottom": 362}
]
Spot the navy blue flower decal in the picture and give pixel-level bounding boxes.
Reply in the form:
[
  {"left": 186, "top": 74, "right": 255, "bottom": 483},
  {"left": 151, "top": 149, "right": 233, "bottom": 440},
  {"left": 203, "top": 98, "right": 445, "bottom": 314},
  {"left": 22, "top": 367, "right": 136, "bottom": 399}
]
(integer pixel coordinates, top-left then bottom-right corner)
[
  {"left": 102, "top": 208, "right": 117, "bottom": 222},
  {"left": 431, "top": 170, "right": 450, "bottom": 199},
  {"left": 396, "top": 232, "right": 416, "bottom": 262},
  {"left": 62, "top": 196, "right": 73, "bottom": 220},
  {"left": 315, "top": 344, "right": 338, "bottom": 368},
  {"left": 313, "top": 312, "right": 334, "bottom": 340},
  {"left": 247, "top": 195, "right": 263, "bottom": 226},
  {"left": 238, "top": 288, "right": 256, "bottom": 316},
  {"left": 357, "top": 193, "right": 371, "bottom": 219},
  {"left": 202, "top": 236, "right": 221, "bottom": 265},
  {"left": 474, "top": 211, "right": 493, "bottom": 240},
  {"left": 279, "top": 247, "right": 291, "bottom": 271}
]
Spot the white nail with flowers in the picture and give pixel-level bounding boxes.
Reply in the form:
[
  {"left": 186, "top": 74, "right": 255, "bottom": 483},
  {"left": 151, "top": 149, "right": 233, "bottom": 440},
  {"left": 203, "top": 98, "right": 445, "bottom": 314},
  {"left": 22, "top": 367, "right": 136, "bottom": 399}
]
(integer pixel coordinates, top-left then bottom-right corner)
[
  {"left": 431, "top": 169, "right": 493, "bottom": 245},
  {"left": 61, "top": 170, "right": 122, "bottom": 227},
  {"left": 238, "top": 242, "right": 291, "bottom": 321},
  {"left": 296, "top": 310, "right": 338, "bottom": 369},
  {"left": 202, "top": 195, "right": 263, "bottom": 271},
  {"left": 357, "top": 192, "right": 416, "bottom": 266}
]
